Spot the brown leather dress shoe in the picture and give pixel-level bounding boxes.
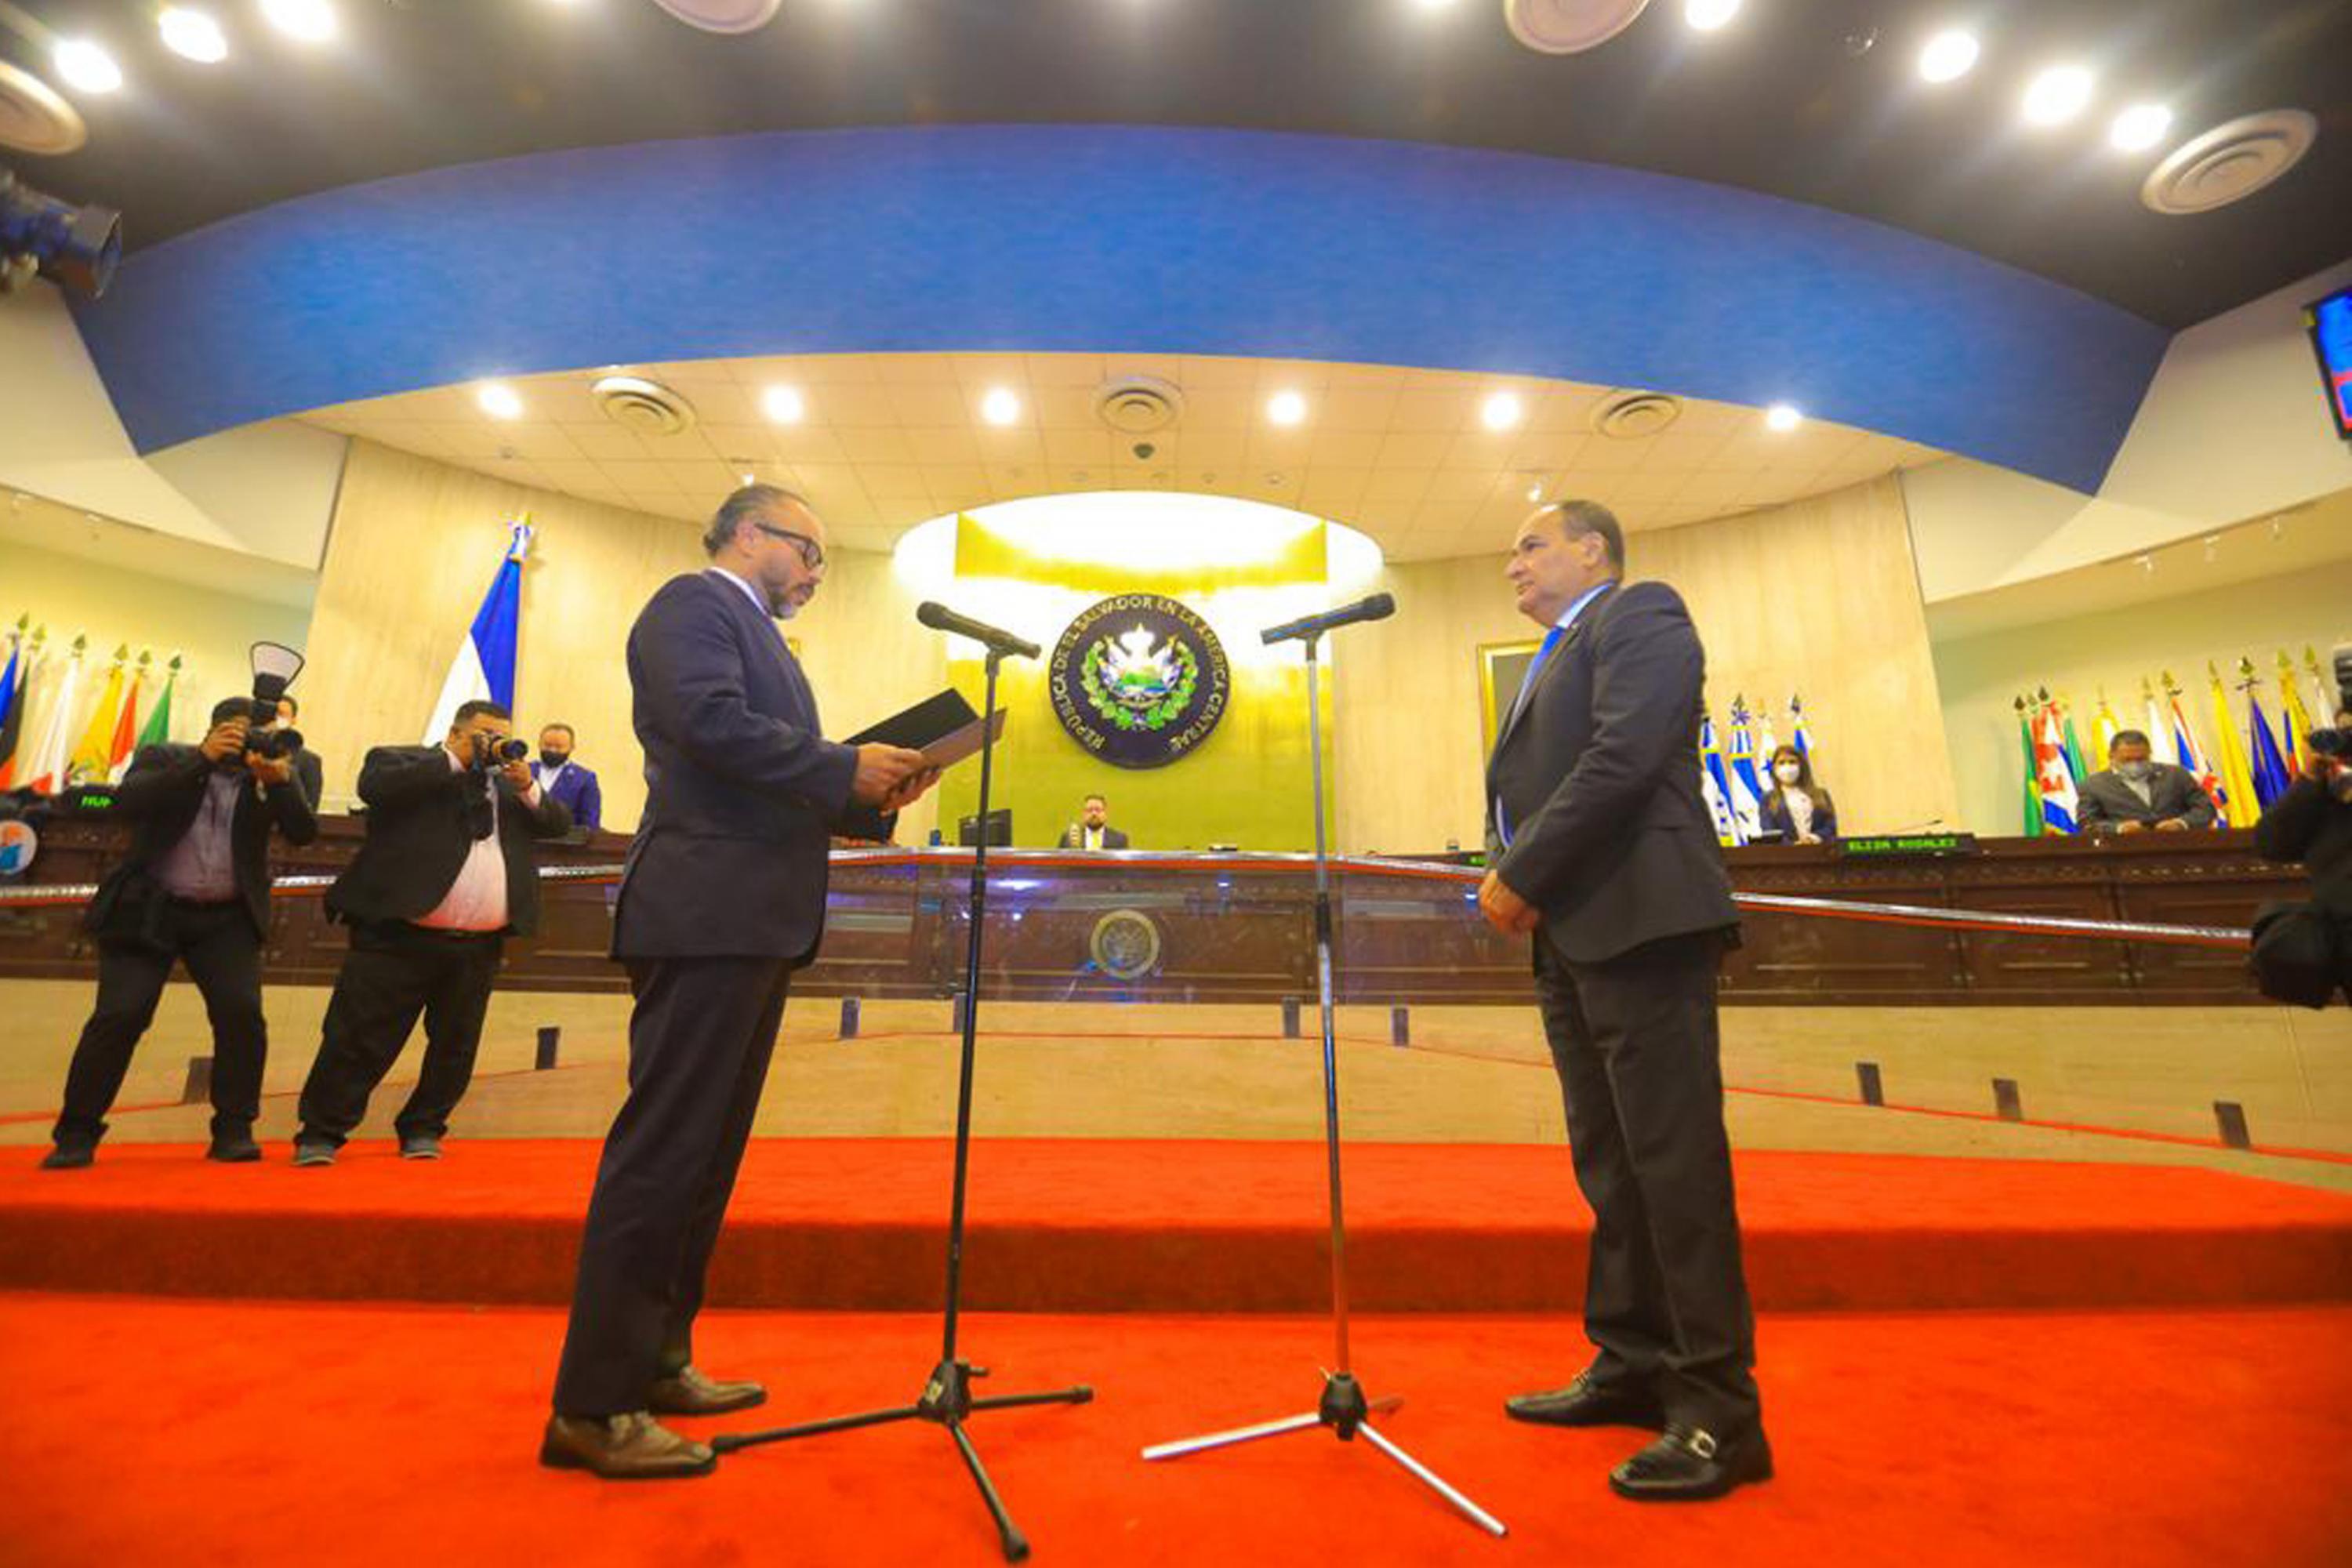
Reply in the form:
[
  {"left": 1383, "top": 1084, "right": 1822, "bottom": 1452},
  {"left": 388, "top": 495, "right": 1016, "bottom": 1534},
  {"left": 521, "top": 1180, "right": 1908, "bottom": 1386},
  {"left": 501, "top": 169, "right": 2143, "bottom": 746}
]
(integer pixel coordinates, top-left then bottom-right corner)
[
  {"left": 648, "top": 1365, "right": 767, "bottom": 1417},
  {"left": 539, "top": 1412, "right": 715, "bottom": 1479}
]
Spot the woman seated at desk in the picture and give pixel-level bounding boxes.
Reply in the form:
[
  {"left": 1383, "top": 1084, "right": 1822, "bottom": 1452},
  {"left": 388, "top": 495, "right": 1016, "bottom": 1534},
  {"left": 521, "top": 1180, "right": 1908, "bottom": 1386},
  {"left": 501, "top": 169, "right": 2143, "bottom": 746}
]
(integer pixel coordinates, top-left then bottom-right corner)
[{"left": 1758, "top": 744, "right": 1838, "bottom": 845}]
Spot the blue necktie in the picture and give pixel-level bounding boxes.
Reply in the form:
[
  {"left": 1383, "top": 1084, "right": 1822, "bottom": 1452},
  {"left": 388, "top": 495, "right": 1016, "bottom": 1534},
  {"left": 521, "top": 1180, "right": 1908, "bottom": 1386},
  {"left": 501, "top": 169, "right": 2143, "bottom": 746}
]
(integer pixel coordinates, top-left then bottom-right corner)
[{"left": 1495, "top": 623, "right": 1567, "bottom": 848}]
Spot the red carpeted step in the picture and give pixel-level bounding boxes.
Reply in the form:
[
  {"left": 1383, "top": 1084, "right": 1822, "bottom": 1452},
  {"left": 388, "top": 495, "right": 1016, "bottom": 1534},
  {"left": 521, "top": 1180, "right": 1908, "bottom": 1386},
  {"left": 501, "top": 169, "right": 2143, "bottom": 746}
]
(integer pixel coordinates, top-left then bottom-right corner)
[
  {"left": 2, "top": 1294, "right": 2349, "bottom": 1566},
  {"left": 3, "top": 1139, "right": 2348, "bottom": 1311}
]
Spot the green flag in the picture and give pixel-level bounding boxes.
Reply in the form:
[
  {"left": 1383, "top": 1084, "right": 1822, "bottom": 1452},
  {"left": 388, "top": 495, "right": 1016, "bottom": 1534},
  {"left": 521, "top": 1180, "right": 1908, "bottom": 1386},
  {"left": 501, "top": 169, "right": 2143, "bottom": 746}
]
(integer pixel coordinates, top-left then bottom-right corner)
[
  {"left": 136, "top": 655, "right": 180, "bottom": 750},
  {"left": 2016, "top": 697, "right": 2042, "bottom": 838}
]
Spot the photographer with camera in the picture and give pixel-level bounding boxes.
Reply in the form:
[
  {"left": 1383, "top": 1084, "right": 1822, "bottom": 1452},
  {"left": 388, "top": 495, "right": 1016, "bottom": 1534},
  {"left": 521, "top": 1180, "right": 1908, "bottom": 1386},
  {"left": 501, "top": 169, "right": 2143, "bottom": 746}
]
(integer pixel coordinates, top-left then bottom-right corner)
[
  {"left": 291, "top": 700, "right": 570, "bottom": 1163},
  {"left": 42, "top": 696, "right": 319, "bottom": 1169},
  {"left": 2250, "top": 667, "right": 2352, "bottom": 1007}
]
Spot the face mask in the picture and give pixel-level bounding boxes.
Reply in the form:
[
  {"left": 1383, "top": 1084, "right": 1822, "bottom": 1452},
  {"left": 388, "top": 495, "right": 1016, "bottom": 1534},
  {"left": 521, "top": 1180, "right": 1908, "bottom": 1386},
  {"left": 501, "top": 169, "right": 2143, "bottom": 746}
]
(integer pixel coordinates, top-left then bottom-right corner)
[
  {"left": 540, "top": 750, "right": 569, "bottom": 771},
  {"left": 2117, "top": 761, "right": 2152, "bottom": 782},
  {"left": 1773, "top": 763, "right": 1802, "bottom": 785}
]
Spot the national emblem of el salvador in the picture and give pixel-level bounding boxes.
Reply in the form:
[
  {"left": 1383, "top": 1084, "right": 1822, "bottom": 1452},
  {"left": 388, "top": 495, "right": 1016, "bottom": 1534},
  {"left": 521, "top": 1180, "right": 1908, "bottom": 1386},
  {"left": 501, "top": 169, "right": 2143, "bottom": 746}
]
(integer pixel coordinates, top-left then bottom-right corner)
[{"left": 1048, "top": 595, "right": 1231, "bottom": 768}]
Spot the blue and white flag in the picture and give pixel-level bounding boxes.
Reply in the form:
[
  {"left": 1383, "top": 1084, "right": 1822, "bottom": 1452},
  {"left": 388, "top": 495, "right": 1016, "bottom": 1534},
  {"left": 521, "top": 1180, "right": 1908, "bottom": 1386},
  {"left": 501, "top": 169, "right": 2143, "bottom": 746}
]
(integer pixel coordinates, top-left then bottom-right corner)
[
  {"left": 1788, "top": 695, "right": 1813, "bottom": 764},
  {"left": 1725, "top": 700, "right": 1766, "bottom": 841},
  {"left": 423, "top": 521, "right": 532, "bottom": 742},
  {"left": 1698, "top": 717, "right": 1743, "bottom": 847}
]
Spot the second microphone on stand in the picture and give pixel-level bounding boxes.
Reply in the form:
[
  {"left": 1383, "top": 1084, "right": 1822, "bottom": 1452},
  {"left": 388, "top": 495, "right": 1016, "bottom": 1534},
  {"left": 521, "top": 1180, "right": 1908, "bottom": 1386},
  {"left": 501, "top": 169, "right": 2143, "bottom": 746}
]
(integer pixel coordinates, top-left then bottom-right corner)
[
  {"left": 916, "top": 601, "right": 1040, "bottom": 660},
  {"left": 1260, "top": 593, "right": 1396, "bottom": 647}
]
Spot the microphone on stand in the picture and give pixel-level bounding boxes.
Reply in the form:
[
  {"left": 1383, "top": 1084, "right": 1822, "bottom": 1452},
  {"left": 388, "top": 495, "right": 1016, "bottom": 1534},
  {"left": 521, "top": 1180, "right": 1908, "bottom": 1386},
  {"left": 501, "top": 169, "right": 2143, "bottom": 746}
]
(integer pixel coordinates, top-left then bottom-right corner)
[
  {"left": 916, "top": 601, "right": 1040, "bottom": 659},
  {"left": 1259, "top": 592, "right": 1396, "bottom": 646}
]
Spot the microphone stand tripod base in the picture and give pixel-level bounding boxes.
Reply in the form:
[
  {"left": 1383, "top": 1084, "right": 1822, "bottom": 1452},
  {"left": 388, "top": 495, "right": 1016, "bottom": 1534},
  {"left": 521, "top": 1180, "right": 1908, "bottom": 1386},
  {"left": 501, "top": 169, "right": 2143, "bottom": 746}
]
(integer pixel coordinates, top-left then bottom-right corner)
[{"left": 1142, "top": 1371, "right": 1505, "bottom": 1537}]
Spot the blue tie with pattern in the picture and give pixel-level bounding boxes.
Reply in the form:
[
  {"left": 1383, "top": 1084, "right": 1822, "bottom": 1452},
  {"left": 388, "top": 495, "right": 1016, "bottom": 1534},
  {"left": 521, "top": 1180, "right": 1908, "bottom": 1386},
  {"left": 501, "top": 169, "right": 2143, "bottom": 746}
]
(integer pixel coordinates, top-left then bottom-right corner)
[{"left": 1495, "top": 623, "right": 1568, "bottom": 848}]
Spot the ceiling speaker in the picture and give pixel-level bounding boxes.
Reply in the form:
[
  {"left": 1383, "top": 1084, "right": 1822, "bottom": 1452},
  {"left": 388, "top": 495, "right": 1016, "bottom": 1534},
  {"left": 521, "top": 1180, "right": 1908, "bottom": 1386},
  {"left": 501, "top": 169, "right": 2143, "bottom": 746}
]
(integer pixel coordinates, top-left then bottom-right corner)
[
  {"left": 0, "top": 60, "right": 85, "bottom": 155},
  {"left": 592, "top": 375, "right": 699, "bottom": 436},
  {"left": 2141, "top": 109, "right": 2317, "bottom": 215},
  {"left": 1094, "top": 376, "right": 1185, "bottom": 435},
  {"left": 1503, "top": 0, "right": 1653, "bottom": 55},
  {"left": 1591, "top": 391, "right": 1682, "bottom": 440},
  {"left": 644, "top": 0, "right": 782, "bottom": 34}
]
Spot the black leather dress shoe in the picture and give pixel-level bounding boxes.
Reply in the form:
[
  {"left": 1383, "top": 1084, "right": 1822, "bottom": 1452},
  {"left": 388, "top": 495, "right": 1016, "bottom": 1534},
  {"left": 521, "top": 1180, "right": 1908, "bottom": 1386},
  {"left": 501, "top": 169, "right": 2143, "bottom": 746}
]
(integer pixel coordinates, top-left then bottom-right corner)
[
  {"left": 1504, "top": 1373, "right": 1665, "bottom": 1429},
  {"left": 39, "top": 1144, "right": 95, "bottom": 1171},
  {"left": 1609, "top": 1424, "right": 1773, "bottom": 1501},
  {"left": 207, "top": 1133, "right": 262, "bottom": 1163},
  {"left": 648, "top": 1365, "right": 767, "bottom": 1417}
]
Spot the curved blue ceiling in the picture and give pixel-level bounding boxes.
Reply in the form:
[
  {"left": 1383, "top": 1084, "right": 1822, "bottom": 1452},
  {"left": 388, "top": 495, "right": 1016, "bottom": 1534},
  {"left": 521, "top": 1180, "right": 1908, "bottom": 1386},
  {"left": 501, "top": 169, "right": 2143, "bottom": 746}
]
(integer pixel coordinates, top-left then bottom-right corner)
[{"left": 73, "top": 125, "right": 2168, "bottom": 492}]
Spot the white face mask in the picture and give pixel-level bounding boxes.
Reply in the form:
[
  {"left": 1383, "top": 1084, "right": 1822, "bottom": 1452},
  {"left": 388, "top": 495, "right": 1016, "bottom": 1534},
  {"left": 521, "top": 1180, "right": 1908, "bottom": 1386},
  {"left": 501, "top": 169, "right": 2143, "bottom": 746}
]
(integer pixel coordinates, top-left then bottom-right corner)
[{"left": 1773, "top": 763, "right": 1802, "bottom": 785}]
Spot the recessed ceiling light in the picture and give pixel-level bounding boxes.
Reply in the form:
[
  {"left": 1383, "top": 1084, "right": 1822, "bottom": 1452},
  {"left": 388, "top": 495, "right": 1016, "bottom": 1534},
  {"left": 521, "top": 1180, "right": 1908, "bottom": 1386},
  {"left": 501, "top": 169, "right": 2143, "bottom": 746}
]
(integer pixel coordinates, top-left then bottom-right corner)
[
  {"left": 2022, "top": 65, "right": 2094, "bottom": 128},
  {"left": 1525, "top": 483, "right": 1543, "bottom": 503},
  {"left": 158, "top": 9, "right": 230, "bottom": 64},
  {"left": 260, "top": 0, "right": 338, "bottom": 44},
  {"left": 1410, "top": 0, "right": 1459, "bottom": 11},
  {"left": 1481, "top": 391, "right": 1525, "bottom": 431},
  {"left": 1764, "top": 402, "right": 1802, "bottom": 431},
  {"left": 1682, "top": 0, "right": 1740, "bottom": 32},
  {"left": 53, "top": 40, "right": 124, "bottom": 95},
  {"left": 981, "top": 387, "right": 1022, "bottom": 426},
  {"left": 1916, "top": 28, "right": 1978, "bottom": 84},
  {"left": 1266, "top": 390, "right": 1308, "bottom": 426},
  {"left": 761, "top": 385, "right": 805, "bottom": 424},
  {"left": 477, "top": 383, "right": 524, "bottom": 420},
  {"left": 2108, "top": 103, "right": 2172, "bottom": 154}
]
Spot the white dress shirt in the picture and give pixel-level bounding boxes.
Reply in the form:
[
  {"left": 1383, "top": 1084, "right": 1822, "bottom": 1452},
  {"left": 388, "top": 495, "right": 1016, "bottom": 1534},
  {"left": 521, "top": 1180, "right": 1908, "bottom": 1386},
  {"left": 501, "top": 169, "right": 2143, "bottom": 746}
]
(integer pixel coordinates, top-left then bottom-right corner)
[{"left": 416, "top": 748, "right": 543, "bottom": 933}]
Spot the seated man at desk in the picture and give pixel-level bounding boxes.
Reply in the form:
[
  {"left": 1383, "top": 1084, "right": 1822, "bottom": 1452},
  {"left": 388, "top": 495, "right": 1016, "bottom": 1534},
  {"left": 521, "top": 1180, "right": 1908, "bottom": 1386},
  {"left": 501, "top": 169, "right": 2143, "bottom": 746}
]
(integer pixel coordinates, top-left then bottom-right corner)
[
  {"left": 1060, "top": 793, "right": 1128, "bottom": 850},
  {"left": 2076, "top": 730, "right": 2217, "bottom": 834}
]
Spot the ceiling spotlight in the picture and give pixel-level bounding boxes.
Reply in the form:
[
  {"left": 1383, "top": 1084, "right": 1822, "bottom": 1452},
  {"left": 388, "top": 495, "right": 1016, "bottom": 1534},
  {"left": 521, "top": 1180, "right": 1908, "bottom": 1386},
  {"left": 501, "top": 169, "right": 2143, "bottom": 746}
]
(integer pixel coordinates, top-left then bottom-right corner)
[
  {"left": 1525, "top": 483, "right": 1543, "bottom": 503},
  {"left": 52, "top": 40, "right": 124, "bottom": 95},
  {"left": 1682, "top": 0, "right": 1740, "bottom": 32},
  {"left": 2109, "top": 103, "right": 2173, "bottom": 154},
  {"left": 2022, "top": 65, "right": 2094, "bottom": 128},
  {"left": 260, "top": 0, "right": 338, "bottom": 44},
  {"left": 1481, "top": 391, "right": 1525, "bottom": 431},
  {"left": 980, "top": 387, "right": 1022, "bottom": 426},
  {"left": 1266, "top": 390, "right": 1308, "bottom": 426},
  {"left": 1916, "top": 28, "right": 1978, "bottom": 84},
  {"left": 761, "top": 385, "right": 805, "bottom": 424},
  {"left": 477, "top": 383, "right": 524, "bottom": 420},
  {"left": 1764, "top": 402, "right": 1802, "bottom": 431},
  {"left": 158, "top": 9, "right": 230, "bottom": 64}
]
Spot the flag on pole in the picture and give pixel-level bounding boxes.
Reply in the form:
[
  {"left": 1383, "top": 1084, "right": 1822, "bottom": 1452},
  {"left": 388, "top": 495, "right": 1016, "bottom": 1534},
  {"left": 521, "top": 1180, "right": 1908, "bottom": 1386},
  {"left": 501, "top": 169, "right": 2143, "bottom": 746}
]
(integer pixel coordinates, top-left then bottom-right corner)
[
  {"left": 2158, "top": 671, "right": 2226, "bottom": 828},
  {"left": 423, "top": 519, "right": 532, "bottom": 742},
  {"left": 1753, "top": 704, "right": 1780, "bottom": 767},
  {"left": 1725, "top": 698, "right": 1766, "bottom": 841},
  {"left": 2031, "top": 698, "right": 2080, "bottom": 833},
  {"left": 105, "top": 649, "right": 151, "bottom": 781},
  {"left": 2241, "top": 659, "right": 2294, "bottom": 809},
  {"left": 21, "top": 633, "right": 87, "bottom": 795},
  {"left": 2045, "top": 688, "right": 2090, "bottom": 786},
  {"left": 136, "top": 653, "right": 181, "bottom": 753},
  {"left": 2090, "top": 689, "right": 2122, "bottom": 764},
  {"left": 1699, "top": 716, "right": 1743, "bottom": 847},
  {"left": 2277, "top": 650, "right": 2316, "bottom": 776},
  {"left": 68, "top": 644, "right": 129, "bottom": 785},
  {"left": 2205, "top": 662, "right": 2260, "bottom": 829},
  {"left": 2016, "top": 696, "right": 2043, "bottom": 838},
  {"left": 0, "top": 617, "right": 27, "bottom": 789},
  {"left": 1788, "top": 694, "right": 1814, "bottom": 764}
]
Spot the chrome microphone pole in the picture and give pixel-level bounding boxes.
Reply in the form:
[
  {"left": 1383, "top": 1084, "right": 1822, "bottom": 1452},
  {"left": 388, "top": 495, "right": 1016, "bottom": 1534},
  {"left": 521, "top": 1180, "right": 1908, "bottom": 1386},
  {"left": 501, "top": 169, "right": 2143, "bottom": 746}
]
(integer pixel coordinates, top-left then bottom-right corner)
[{"left": 1141, "top": 622, "right": 1505, "bottom": 1540}]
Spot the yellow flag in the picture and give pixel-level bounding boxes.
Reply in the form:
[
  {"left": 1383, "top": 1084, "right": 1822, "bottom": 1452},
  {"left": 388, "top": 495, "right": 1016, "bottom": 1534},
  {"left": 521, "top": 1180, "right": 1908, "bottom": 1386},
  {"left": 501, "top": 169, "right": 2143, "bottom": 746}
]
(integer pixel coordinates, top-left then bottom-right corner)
[
  {"left": 67, "top": 644, "right": 129, "bottom": 785},
  {"left": 2277, "top": 652, "right": 2314, "bottom": 773},
  {"left": 2090, "top": 688, "right": 2122, "bottom": 763},
  {"left": 2204, "top": 662, "right": 2259, "bottom": 829}
]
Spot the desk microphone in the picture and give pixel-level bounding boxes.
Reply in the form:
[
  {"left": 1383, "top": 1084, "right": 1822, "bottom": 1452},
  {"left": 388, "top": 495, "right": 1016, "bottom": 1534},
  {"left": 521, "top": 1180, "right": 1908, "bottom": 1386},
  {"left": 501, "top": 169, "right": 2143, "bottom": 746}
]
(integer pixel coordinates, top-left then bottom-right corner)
[
  {"left": 916, "top": 601, "right": 1040, "bottom": 659},
  {"left": 1260, "top": 593, "right": 1396, "bottom": 646}
]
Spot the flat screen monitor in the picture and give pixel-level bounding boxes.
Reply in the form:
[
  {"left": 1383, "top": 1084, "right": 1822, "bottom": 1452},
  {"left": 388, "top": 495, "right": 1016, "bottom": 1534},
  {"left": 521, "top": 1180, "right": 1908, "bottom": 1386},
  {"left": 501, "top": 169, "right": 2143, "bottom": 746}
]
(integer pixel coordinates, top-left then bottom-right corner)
[
  {"left": 2305, "top": 286, "right": 2352, "bottom": 441},
  {"left": 956, "top": 808, "right": 1011, "bottom": 848}
]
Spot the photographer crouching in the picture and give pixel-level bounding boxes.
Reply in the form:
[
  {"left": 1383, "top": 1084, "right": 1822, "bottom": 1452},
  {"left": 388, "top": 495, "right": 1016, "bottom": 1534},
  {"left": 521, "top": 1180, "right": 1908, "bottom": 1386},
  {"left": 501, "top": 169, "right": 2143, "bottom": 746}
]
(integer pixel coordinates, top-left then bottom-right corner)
[
  {"left": 43, "top": 697, "right": 318, "bottom": 1168},
  {"left": 2251, "top": 666, "right": 2352, "bottom": 1008},
  {"left": 291, "top": 701, "right": 570, "bottom": 1164}
]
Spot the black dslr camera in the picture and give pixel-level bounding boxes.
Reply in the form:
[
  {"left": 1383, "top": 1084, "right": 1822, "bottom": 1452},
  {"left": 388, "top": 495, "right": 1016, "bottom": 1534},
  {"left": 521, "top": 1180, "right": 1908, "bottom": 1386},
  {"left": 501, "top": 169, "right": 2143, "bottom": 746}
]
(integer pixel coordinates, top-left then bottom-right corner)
[
  {"left": 467, "top": 734, "right": 530, "bottom": 771},
  {"left": 235, "top": 642, "right": 306, "bottom": 761}
]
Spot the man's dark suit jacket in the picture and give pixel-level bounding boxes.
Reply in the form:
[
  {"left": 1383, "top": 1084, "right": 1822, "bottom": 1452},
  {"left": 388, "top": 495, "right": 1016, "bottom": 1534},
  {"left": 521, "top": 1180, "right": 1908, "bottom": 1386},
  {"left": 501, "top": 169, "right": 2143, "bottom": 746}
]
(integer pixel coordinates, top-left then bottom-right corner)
[
  {"left": 2256, "top": 775, "right": 2352, "bottom": 910},
  {"left": 325, "top": 746, "right": 571, "bottom": 937},
  {"left": 1059, "top": 823, "right": 1129, "bottom": 849},
  {"left": 613, "top": 571, "right": 889, "bottom": 963},
  {"left": 530, "top": 759, "right": 603, "bottom": 833},
  {"left": 85, "top": 744, "right": 320, "bottom": 946},
  {"left": 2075, "top": 762, "right": 2217, "bottom": 832},
  {"left": 1484, "top": 581, "right": 1739, "bottom": 964}
]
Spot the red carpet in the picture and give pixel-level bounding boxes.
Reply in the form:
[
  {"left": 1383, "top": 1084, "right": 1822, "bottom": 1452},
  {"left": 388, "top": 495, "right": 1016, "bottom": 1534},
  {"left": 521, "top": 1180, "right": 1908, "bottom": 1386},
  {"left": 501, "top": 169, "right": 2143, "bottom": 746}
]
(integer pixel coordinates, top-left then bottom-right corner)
[
  {"left": 1, "top": 1293, "right": 2346, "bottom": 1566},
  {"left": 4, "top": 1138, "right": 2348, "bottom": 1312}
]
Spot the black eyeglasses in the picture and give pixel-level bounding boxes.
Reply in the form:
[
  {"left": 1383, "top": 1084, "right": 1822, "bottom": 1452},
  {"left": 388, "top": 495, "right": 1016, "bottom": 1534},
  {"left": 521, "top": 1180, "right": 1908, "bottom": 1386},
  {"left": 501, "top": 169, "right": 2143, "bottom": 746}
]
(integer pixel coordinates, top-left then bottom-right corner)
[{"left": 752, "top": 522, "right": 826, "bottom": 572}]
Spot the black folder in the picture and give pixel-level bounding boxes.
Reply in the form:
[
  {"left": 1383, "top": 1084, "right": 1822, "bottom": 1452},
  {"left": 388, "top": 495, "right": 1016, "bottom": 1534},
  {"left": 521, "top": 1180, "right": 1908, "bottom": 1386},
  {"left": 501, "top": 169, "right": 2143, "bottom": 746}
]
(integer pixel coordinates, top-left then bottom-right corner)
[{"left": 844, "top": 689, "right": 1007, "bottom": 769}]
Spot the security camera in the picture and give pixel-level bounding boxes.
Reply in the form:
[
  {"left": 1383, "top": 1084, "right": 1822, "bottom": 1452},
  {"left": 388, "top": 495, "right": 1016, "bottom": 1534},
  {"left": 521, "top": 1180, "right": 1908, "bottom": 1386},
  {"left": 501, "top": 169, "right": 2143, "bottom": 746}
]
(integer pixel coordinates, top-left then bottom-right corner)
[{"left": 1132, "top": 441, "right": 1156, "bottom": 460}]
